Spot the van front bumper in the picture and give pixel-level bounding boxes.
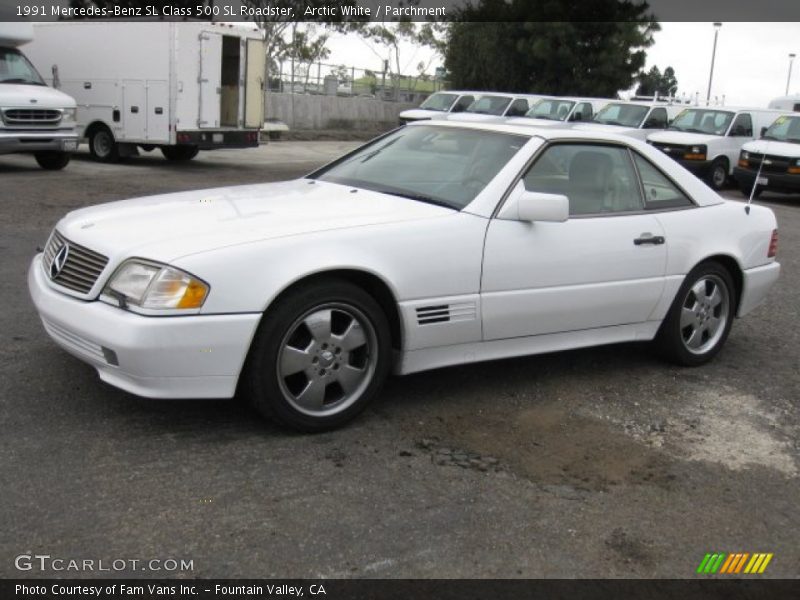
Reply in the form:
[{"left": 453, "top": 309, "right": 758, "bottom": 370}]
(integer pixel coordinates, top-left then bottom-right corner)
[
  {"left": 28, "top": 254, "right": 261, "bottom": 399},
  {"left": 0, "top": 131, "right": 78, "bottom": 155},
  {"left": 734, "top": 167, "right": 800, "bottom": 194}
]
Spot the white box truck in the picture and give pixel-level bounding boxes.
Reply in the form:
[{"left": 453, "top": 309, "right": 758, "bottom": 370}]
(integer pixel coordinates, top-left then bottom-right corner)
[
  {"left": 25, "top": 21, "right": 266, "bottom": 162},
  {"left": 0, "top": 23, "right": 78, "bottom": 170}
]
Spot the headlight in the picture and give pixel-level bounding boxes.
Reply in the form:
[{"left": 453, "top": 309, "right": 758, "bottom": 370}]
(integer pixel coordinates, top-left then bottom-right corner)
[
  {"left": 61, "top": 107, "right": 77, "bottom": 122},
  {"left": 104, "top": 260, "right": 209, "bottom": 310},
  {"left": 741, "top": 151, "right": 750, "bottom": 160},
  {"left": 691, "top": 146, "right": 702, "bottom": 154}
]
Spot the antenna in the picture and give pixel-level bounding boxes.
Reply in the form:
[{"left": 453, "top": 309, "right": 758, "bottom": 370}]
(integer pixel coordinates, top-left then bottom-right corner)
[{"left": 746, "top": 140, "right": 770, "bottom": 215}]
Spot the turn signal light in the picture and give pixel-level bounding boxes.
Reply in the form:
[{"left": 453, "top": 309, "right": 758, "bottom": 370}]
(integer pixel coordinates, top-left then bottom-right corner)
[
  {"left": 788, "top": 167, "right": 800, "bottom": 174},
  {"left": 738, "top": 159, "right": 749, "bottom": 168},
  {"left": 768, "top": 229, "right": 778, "bottom": 258},
  {"left": 683, "top": 153, "right": 707, "bottom": 160}
]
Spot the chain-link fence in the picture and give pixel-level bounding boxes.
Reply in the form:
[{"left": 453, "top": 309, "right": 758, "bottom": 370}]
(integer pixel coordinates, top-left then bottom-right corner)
[{"left": 267, "top": 60, "right": 449, "bottom": 104}]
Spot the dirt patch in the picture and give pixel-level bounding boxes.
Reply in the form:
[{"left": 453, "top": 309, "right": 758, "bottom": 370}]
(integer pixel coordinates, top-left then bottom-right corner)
[{"left": 668, "top": 387, "right": 798, "bottom": 477}]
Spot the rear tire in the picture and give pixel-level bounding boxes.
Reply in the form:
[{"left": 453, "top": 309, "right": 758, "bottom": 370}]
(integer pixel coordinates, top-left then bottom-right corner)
[
  {"left": 707, "top": 158, "right": 729, "bottom": 191},
  {"left": 242, "top": 279, "right": 392, "bottom": 432},
  {"left": 161, "top": 145, "right": 199, "bottom": 161},
  {"left": 88, "top": 125, "right": 119, "bottom": 163},
  {"left": 34, "top": 151, "right": 70, "bottom": 170},
  {"left": 655, "top": 261, "right": 736, "bottom": 366}
]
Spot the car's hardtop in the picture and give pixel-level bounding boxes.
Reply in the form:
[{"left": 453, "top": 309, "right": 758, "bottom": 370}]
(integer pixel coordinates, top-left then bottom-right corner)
[{"left": 404, "top": 119, "right": 726, "bottom": 208}]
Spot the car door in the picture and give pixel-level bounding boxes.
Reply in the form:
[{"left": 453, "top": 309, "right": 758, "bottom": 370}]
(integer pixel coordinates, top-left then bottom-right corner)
[
  {"left": 725, "top": 112, "right": 754, "bottom": 173},
  {"left": 480, "top": 142, "right": 667, "bottom": 340}
]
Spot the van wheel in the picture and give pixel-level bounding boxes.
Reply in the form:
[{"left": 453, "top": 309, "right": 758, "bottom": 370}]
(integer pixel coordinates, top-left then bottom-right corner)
[
  {"left": 707, "top": 158, "right": 729, "bottom": 190},
  {"left": 161, "top": 145, "right": 199, "bottom": 161},
  {"left": 34, "top": 152, "right": 70, "bottom": 170},
  {"left": 655, "top": 261, "right": 735, "bottom": 366},
  {"left": 88, "top": 125, "right": 119, "bottom": 162},
  {"left": 242, "top": 279, "right": 391, "bottom": 432}
]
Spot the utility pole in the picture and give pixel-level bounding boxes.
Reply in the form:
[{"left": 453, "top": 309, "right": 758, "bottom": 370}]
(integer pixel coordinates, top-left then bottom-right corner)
[
  {"left": 706, "top": 22, "right": 722, "bottom": 105},
  {"left": 787, "top": 53, "right": 796, "bottom": 96}
]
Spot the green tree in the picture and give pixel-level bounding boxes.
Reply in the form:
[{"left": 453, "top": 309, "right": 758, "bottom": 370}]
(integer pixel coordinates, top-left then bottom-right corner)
[
  {"left": 635, "top": 66, "right": 679, "bottom": 98},
  {"left": 444, "top": 1, "right": 659, "bottom": 97}
]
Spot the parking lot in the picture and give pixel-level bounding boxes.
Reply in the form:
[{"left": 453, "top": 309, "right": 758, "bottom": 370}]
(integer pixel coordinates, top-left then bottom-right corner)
[{"left": 1, "top": 143, "right": 799, "bottom": 578}]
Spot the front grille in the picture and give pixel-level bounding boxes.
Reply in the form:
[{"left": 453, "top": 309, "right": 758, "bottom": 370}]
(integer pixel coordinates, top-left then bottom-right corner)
[
  {"left": 651, "top": 142, "right": 689, "bottom": 156},
  {"left": 3, "top": 108, "right": 62, "bottom": 125},
  {"left": 743, "top": 153, "right": 793, "bottom": 173},
  {"left": 43, "top": 230, "right": 109, "bottom": 294}
]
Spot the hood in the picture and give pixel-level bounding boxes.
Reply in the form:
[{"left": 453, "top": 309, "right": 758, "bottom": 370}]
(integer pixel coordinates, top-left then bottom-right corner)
[
  {"left": 742, "top": 139, "right": 800, "bottom": 158},
  {"left": 646, "top": 130, "right": 720, "bottom": 145},
  {"left": 0, "top": 83, "right": 76, "bottom": 109},
  {"left": 56, "top": 180, "right": 453, "bottom": 264},
  {"left": 505, "top": 116, "right": 568, "bottom": 128},
  {"left": 572, "top": 122, "right": 640, "bottom": 135},
  {"left": 399, "top": 108, "right": 441, "bottom": 120}
]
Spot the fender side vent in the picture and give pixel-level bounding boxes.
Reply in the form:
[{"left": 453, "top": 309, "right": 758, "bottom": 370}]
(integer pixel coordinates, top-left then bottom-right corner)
[{"left": 416, "top": 302, "right": 477, "bottom": 326}]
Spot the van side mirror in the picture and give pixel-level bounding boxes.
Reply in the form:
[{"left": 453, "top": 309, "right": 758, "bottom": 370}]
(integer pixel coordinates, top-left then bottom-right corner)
[
  {"left": 760, "top": 126, "right": 768, "bottom": 137},
  {"left": 517, "top": 191, "right": 570, "bottom": 223}
]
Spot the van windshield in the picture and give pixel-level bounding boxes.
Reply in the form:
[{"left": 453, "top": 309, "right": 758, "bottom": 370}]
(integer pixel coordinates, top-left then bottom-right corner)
[
  {"left": 0, "top": 48, "right": 46, "bottom": 86},
  {"left": 762, "top": 115, "right": 800, "bottom": 143},
  {"left": 592, "top": 103, "right": 649, "bottom": 127},
  {"left": 419, "top": 93, "right": 458, "bottom": 112},
  {"left": 465, "top": 95, "right": 512, "bottom": 115},
  {"left": 526, "top": 99, "right": 576, "bottom": 121},
  {"left": 668, "top": 109, "right": 734, "bottom": 136}
]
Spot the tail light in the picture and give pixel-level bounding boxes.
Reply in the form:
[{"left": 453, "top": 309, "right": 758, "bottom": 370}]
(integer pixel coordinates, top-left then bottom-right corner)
[{"left": 768, "top": 229, "right": 778, "bottom": 258}]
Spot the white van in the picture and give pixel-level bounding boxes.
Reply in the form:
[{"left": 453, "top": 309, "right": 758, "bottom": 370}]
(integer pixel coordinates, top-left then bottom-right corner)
[
  {"left": 572, "top": 101, "right": 684, "bottom": 141},
  {"left": 444, "top": 93, "right": 543, "bottom": 123},
  {"left": 0, "top": 23, "right": 78, "bottom": 170},
  {"left": 767, "top": 95, "right": 800, "bottom": 113},
  {"left": 398, "top": 90, "right": 481, "bottom": 125},
  {"left": 647, "top": 107, "right": 786, "bottom": 190},
  {"left": 506, "top": 96, "right": 613, "bottom": 127},
  {"left": 25, "top": 21, "right": 265, "bottom": 162},
  {"left": 733, "top": 113, "right": 800, "bottom": 198}
]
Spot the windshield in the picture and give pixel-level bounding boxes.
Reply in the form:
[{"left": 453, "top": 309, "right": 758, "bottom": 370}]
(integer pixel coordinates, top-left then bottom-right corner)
[
  {"left": 419, "top": 93, "right": 459, "bottom": 112},
  {"left": 593, "top": 103, "right": 650, "bottom": 127},
  {"left": 668, "top": 109, "right": 734, "bottom": 136},
  {"left": 762, "top": 115, "right": 800, "bottom": 143},
  {"left": 526, "top": 99, "right": 576, "bottom": 121},
  {"left": 311, "top": 125, "right": 527, "bottom": 210},
  {"left": 465, "top": 95, "right": 512, "bottom": 116},
  {"left": 0, "top": 48, "right": 45, "bottom": 86}
]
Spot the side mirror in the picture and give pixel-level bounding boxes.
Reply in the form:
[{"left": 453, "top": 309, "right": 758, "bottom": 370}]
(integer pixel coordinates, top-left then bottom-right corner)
[
  {"left": 760, "top": 126, "right": 768, "bottom": 137},
  {"left": 517, "top": 190, "right": 570, "bottom": 223}
]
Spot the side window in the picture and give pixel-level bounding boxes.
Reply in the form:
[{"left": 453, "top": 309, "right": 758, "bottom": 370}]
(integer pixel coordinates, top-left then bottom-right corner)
[
  {"left": 632, "top": 153, "right": 693, "bottom": 209},
  {"left": 522, "top": 144, "right": 644, "bottom": 216},
  {"left": 730, "top": 113, "right": 753, "bottom": 136},
  {"left": 451, "top": 96, "right": 474, "bottom": 113},
  {"left": 644, "top": 108, "right": 668, "bottom": 129},
  {"left": 505, "top": 99, "right": 529, "bottom": 117},
  {"left": 570, "top": 102, "right": 593, "bottom": 122}
]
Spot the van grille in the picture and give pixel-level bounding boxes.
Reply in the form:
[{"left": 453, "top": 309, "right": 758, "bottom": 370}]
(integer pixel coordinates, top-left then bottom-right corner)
[
  {"left": 743, "top": 153, "right": 792, "bottom": 173},
  {"left": 2, "top": 108, "right": 62, "bottom": 125},
  {"left": 43, "top": 230, "right": 109, "bottom": 294}
]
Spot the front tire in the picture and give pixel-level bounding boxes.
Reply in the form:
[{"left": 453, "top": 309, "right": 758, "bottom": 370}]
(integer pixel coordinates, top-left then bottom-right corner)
[
  {"left": 655, "top": 262, "right": 736, "bottom": 366},
  {"left": 707, "top": 158, "right": 729, "bottom": 191},
  {"left": 242, "top": 279, "right": 392, "bottom": 432},
  {"left": 34, "top": 151, "right": 70, "bottom": 170},
  {"left": 88, "top": 125, "right": 119, "bottom": 162}
]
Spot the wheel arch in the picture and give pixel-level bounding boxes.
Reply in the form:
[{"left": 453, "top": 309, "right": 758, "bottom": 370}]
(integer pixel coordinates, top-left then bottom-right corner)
[
  {"left": 83, "top": 119, "right": 113, "bottom": 141},
  {"left": 263, "top": 268, "right": 403, "bottom": 352},
  {"left": 690, "top": 253, "right": 744, "bottom": 313}
]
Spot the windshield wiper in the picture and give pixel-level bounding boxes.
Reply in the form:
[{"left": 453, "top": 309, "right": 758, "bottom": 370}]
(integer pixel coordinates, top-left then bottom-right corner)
[
  {"left": 377, "top": 189, "right": 457, "bottom": 210},
  {"left": 0, "top": 78, "right": 45, "bottom": 86},
  {"left": 684, "top": 128, "right": 706, "bottom": 134}
]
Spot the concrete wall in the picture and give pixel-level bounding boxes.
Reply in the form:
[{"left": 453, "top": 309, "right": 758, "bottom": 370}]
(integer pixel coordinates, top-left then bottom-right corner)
[{"left": 266, "top": 93, "right": 417, "bottom": 131}]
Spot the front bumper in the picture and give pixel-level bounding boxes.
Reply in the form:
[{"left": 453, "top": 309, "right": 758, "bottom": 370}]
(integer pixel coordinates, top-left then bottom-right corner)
[
  {"left": 738, "top": 261, "right": 781, "bottom": 317},
  {"left": 0, "top": 130, "right": 78, "bottom": 155},
  {"left": 28, "top": 255, "right": 261, "bottom": 399},
  {"left": 733, "top": 167, "right": 800, "bottom": 194}
]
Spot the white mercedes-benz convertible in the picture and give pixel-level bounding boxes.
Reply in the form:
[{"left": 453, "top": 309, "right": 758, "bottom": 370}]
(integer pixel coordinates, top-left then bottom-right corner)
[{"left": 29, "top": 121, "right": 780, "bottom": 431}]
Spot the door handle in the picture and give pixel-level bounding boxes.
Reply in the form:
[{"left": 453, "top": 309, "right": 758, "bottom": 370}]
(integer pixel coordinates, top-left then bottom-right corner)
[{"left": 634, "top": 234, "right": 665, "bottom": 246}]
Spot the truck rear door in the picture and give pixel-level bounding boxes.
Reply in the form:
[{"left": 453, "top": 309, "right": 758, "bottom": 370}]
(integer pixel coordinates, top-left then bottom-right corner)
[
  {"left": 244, "top": 38, "right": 265, "bottom": 129},
  {"left": 199, "top": 32, "right": 222, "bottom": 128}
]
